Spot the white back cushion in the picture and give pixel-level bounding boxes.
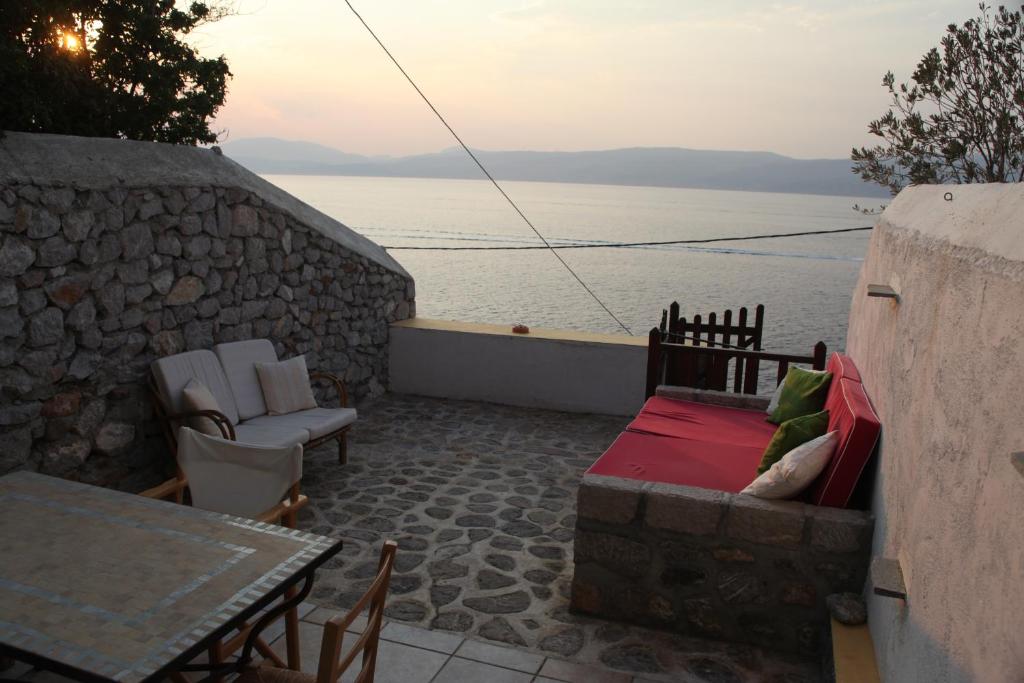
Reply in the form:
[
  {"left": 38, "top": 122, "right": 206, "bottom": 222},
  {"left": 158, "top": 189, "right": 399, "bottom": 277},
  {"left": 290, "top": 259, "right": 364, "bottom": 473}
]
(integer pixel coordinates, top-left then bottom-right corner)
[
  {"left": 255, "top": 355, "right": 318, "bottom": 416},
  {"left": 181, "top": 379, "right": 226, "bottom": 436},
  {"left": 214, "top": 339, "right": 279, "bottom": 420},
  {"left": 152, "top": 350, "right": 240, "bottom": 424},
  {"left": 742, "top": 431, "right": 838, "bottom": 499}
]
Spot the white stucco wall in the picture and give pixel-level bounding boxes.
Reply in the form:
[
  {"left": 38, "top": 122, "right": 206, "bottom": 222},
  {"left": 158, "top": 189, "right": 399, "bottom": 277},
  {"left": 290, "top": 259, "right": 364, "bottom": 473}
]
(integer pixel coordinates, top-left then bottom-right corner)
[
  {"left": 846, "top": 184, "right": 1024, "bottom": 682},
  {"left": 389, "top": 319, "right": 647, "bottom": 416}
]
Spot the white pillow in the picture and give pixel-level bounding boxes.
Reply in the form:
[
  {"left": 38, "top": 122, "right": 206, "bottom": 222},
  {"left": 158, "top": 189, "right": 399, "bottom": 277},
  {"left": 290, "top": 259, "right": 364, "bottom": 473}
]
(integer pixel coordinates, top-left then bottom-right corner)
[
  {"left": 765, "top": 368, "right": 827, "bottom": 415},
  {"left": 742, "top": 431, "right": 838, "bottom": 499},
  {"left": 255, "top": 355, "right": 318, "bottom": 415},
  {"left": 182, "top": 378, "right": 226, "bottom": 436}
]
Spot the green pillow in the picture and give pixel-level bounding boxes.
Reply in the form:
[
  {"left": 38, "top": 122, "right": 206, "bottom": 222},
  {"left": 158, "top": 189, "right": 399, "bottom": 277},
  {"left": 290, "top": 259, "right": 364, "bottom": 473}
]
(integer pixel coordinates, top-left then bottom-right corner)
[
  {"left": 757, "top": 410, "right": 830, "bottom": 474},
  {"left": 767, "top": 367, "right": 833, "bottom": 424}
]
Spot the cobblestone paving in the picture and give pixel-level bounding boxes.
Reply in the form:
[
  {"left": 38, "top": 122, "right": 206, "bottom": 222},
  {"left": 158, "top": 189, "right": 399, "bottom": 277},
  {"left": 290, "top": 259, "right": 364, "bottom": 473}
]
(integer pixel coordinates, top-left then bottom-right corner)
[{"left": 299, "top": 394, "right": 821, "bottom": 682}]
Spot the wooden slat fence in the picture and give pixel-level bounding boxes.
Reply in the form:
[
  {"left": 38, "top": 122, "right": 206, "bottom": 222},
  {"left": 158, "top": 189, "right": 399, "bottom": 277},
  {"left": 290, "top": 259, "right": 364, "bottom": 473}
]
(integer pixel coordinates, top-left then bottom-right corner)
[{"left": 646, "top": 302, "right": 826, "bottom": 397}]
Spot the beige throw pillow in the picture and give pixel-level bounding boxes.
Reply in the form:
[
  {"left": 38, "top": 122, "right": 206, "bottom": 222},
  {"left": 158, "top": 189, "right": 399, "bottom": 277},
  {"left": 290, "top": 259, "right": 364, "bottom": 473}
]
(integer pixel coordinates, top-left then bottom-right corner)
[
  {"left": 742, "top": 430, "right": 838, "bottom": 499},
  {"left": 182, "top": 378, "right": 226, "bottom": 436},
  {"left": 255, "top": 355, "right": 318, "bottom": 416}
]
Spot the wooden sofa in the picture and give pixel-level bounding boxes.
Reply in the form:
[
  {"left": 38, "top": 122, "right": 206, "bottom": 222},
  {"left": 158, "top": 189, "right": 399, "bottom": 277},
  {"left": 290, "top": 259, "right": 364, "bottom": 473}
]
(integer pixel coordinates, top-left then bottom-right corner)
[{"left": 147, "top": 339, "right": 356, "bottom": 502}]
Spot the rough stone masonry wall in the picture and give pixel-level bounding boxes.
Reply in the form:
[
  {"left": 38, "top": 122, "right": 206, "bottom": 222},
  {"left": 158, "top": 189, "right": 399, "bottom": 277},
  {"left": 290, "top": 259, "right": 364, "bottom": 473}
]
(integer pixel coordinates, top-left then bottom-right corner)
[
  {"left": 0, "top": 178, "right": 413, "bottom": 490},
  {"left": 570, "top": 474, "right": 873, "bottom": 656}
]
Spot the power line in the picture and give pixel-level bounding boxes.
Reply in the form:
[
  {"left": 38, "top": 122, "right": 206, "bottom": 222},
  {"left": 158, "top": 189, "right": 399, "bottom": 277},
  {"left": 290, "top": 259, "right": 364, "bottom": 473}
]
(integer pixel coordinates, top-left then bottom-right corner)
[
  {"left": 380, "top": 225, "right": 874, "bottom": 251},
  {"left": 342, "top": 0, "right": 634, "bottom": 335}
]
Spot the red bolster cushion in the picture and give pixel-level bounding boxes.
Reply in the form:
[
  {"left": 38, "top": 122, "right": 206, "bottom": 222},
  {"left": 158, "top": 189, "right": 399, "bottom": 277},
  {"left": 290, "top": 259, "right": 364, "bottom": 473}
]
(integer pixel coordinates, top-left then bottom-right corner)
[{"left": 808, "top": 377, "right": 880, "bottom": 507}]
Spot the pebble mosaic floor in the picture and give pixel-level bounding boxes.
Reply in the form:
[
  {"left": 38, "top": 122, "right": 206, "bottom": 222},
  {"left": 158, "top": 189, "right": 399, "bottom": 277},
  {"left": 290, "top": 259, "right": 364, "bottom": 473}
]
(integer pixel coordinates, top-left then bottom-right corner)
[{"left": 297, "top": 394, "right": 821, "bottom": 682}]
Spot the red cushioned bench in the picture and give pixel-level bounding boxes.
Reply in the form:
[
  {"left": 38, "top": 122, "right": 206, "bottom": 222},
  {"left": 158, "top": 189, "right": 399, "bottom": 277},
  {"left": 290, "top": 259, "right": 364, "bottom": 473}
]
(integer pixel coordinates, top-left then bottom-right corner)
[{"left": 587, "top": 352, "right": 880, "bottom": 508}]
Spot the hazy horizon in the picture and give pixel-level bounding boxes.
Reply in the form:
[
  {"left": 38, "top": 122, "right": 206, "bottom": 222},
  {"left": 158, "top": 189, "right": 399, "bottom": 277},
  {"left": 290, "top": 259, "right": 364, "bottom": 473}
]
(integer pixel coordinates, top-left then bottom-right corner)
[
  {"left": 223, "top": 135, "right": 866, "bottom": 161},
  {"left": 195, "top": 1, "right": 980, "bottom": 160}
]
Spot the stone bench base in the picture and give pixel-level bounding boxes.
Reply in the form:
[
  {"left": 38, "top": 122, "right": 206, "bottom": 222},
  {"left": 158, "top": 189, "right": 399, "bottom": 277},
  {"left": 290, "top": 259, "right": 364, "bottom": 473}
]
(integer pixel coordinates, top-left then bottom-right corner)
[{"left": 570, "top": 474, "right": 873, "bottom": 655}]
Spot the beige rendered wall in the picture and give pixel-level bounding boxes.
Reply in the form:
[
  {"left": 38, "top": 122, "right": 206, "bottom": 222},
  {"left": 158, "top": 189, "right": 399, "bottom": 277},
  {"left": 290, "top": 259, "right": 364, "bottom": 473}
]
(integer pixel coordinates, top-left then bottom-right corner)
[
  {"left": 389, "top": 318, "right": 648, "bottom": 416},
  {"left": 846, "top": 184, "right": 1024, "bottom": 682}
]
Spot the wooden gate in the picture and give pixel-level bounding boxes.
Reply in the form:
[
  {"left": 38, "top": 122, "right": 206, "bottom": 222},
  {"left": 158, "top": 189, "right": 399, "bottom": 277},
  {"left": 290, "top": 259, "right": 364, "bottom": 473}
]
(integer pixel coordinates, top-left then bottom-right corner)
[{"left": 645, "top": 303, "right": 825, "bottom": 397}]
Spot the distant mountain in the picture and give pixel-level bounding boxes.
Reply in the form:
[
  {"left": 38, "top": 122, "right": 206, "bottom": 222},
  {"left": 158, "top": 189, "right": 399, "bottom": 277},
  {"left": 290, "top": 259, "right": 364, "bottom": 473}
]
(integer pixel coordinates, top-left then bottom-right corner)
[{"left": 219, "top": 137, "right": 888, "bottom": 198}]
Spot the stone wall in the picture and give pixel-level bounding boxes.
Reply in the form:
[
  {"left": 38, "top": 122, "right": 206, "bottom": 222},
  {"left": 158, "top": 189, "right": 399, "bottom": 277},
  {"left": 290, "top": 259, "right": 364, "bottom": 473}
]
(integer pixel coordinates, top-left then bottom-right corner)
[
  {"left": 570, "top": 474, "right": 873, "bottom": 656},
  {"left": 0, "top": 132, "right": 414, "bottom": 490}
]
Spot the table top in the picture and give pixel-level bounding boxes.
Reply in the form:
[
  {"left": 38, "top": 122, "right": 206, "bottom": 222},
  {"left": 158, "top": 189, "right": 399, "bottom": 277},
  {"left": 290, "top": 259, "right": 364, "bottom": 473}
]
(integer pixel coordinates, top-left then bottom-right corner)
[{"left": 0, "top": 471, "right": 341, "bottom": 683}]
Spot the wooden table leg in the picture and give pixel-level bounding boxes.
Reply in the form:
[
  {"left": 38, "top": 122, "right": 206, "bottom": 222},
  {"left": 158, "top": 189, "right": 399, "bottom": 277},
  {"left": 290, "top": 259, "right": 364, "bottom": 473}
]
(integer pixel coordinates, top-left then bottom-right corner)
[{"left": 284, "top": 586, "right": 300, "bottom": 671}]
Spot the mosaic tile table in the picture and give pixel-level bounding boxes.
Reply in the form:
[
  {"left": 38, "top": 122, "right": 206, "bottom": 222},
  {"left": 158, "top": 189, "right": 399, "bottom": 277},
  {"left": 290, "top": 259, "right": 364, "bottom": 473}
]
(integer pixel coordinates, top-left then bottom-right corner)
[{"left": 0, "top": 471, "right": 343, "bottom": 683}]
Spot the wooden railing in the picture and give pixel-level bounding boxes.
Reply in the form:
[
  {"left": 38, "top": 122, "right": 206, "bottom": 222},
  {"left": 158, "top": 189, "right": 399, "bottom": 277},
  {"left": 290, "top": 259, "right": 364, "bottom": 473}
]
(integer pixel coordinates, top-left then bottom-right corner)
[
  {"left": 646, "top": 332, "right": 826, "bottom": 398},
  {"left": 659, "top": 302, "right": 764, "bottom": 351}
]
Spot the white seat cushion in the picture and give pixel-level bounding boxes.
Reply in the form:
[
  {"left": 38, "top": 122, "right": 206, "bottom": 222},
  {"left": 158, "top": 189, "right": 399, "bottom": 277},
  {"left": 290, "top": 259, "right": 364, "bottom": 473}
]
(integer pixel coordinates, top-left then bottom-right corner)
[
  {"left": 214, "top": 339, "right": 278, "bottom": 420},
  {"left": 152, "top": 350, "right": 240, "bottom": 424},
  {"left": 233, "top": 421, "right": 310, "bottom": 449},
  {"left": 242, "top": 407, "right": 356, "bottom": 442}
]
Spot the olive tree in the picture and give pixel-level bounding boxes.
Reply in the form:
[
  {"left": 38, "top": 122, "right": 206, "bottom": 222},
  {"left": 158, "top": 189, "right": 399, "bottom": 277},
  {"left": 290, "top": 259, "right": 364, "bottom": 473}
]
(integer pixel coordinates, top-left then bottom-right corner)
[
  {"left": 0, "top": 1, "right": 233, "bottom": 145},
  {"left": 852, "top": 3, "right": 1024, "bottom": 195}
]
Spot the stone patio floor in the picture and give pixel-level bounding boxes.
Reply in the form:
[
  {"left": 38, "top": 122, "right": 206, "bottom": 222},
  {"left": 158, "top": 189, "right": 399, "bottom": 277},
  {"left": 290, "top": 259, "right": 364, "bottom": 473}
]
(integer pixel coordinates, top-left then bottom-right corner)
[{"left": 295, "top": 394, "right": 822, "bottom": 683}]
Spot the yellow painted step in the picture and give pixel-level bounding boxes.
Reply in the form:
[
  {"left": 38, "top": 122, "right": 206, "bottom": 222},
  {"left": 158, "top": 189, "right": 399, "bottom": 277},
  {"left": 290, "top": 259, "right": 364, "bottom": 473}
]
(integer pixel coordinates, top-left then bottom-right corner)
[{"left": 831, "top": 617, "right": 881, "bottom": 683}]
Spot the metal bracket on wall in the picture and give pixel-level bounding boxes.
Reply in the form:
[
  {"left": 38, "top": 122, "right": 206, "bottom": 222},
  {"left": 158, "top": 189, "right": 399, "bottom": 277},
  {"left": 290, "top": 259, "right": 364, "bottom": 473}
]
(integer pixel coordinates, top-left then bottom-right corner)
[
  {"left": 871, "top": 557, "right": 907, "bottom": 600},
  {"left": 867, "top": 284, "right": 900, "bottom": 302}
]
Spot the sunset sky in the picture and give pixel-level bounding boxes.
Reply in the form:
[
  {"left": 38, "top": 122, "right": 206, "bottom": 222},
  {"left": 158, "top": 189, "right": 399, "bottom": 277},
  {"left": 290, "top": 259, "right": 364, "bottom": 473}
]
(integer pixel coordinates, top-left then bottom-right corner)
[{"left": 196, "top": 1, "right": 979, "bottom": 159}]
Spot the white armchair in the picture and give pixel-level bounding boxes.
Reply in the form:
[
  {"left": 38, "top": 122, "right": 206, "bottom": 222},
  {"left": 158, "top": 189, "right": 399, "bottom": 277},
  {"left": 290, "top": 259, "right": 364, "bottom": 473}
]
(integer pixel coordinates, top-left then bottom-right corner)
[{"left": 175, "top": 427, "right": 305, "bottom": 522}]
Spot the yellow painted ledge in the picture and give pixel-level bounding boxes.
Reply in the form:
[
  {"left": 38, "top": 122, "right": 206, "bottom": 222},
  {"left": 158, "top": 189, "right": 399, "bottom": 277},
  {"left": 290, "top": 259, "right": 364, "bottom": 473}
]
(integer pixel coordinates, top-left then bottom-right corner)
[
  {"left": 391, "top": 317, "right": 649, "bottom": 347},
  {"left": 832, "top": 618, "right": 881, "bottom": 683}
]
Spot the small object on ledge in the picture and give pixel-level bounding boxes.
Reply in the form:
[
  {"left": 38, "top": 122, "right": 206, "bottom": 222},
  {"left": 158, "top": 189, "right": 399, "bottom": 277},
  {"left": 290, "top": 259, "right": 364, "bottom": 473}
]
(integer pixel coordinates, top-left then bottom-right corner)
[
  {"left": 826, "top": 592, "right": 867, "bottom": 625},
  {"left": 512, "top": 324, "right": 530, "bottom": 334},
  {"left": 867, "top": 284, "right": 900, "bottom": 301},
  {"left": 870, "top": 557, "right": 907, "bottom": 600},
  {"left": 211, "top": 145, "right": 223, "bottom": 156}
]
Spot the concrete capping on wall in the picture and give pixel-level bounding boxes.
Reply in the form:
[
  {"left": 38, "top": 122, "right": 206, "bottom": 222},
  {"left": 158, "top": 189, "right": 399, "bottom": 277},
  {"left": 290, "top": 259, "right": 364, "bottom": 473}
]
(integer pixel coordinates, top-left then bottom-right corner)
[
  {"left": 0, "top": 131, "right": 408, "bottom": 277},
  {"left": 388, "top": 318, "right": 648, "bottom": 416},
  {"left": 571, "top": 473, "right": 874, "bottom": 655}
]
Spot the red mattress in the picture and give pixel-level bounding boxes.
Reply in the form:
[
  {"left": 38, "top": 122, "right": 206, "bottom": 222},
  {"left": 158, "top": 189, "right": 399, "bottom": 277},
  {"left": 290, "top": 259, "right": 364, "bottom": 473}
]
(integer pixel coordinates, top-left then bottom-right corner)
[
  {"left": 627, "top": 396, "right": 777, "bottom": 449},
  {"left": 588, "top": 397, "right": 776, "bottom": 492},
  {"left": 588, "top": 353, "right": 880, "bottom": 507}
]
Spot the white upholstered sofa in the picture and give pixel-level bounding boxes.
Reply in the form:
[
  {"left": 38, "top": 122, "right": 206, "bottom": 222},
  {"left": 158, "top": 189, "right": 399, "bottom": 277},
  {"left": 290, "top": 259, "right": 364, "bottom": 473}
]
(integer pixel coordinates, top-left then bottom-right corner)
[{"left": 150, "top": 339, "right": 357, "bottom": 469}]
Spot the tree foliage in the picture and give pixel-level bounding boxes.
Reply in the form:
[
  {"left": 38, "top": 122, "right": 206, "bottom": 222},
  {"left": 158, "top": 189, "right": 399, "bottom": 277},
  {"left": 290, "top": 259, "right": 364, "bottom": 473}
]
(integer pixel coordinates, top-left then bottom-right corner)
[
  {"left": 852, "top": 3, "right": 1024, "bottom": 195},
  {"left": 0, "top": 1, "right": 232, "bottom": 145}
]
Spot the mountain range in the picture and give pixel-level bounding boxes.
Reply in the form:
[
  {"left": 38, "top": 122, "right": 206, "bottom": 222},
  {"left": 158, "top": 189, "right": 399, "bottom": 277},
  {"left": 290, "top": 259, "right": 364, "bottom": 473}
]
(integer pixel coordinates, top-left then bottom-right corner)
[{"left": 219, "top": 137, "right": 888, "bottom": 198}]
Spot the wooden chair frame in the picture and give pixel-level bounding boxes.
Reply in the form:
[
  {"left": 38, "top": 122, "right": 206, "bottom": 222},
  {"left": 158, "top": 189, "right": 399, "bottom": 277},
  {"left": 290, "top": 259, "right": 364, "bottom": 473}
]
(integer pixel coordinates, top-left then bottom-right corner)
[{"left": 240, "top": 541, "right": 397, "bottom": 683}]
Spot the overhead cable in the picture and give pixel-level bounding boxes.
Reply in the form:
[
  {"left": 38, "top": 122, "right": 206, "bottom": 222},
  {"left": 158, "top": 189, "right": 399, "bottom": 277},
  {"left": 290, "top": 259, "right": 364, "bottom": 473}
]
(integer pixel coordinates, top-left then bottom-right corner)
[{"left": 342, "top": 0, "right": 634, "bottom": 334}]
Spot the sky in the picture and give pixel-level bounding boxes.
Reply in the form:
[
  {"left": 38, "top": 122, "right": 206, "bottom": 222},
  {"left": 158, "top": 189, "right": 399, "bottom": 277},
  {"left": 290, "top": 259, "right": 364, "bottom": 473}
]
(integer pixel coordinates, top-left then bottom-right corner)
[{"left": 194, "top": 0, "right": 980, "bottom": 159}]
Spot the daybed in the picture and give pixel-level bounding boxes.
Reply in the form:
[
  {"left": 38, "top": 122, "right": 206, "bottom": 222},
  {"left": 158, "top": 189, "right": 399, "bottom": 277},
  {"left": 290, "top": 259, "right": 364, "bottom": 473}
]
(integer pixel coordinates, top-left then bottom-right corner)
[{"left": 571, "top": 352, "right": 881, "bottom": 654}]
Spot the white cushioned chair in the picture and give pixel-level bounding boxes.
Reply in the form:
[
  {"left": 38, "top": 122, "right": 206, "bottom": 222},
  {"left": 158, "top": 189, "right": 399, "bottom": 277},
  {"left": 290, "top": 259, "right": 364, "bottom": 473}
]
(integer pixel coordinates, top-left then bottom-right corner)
[{"left": 149, "top": 340, "right": 356, "bottom": 503}]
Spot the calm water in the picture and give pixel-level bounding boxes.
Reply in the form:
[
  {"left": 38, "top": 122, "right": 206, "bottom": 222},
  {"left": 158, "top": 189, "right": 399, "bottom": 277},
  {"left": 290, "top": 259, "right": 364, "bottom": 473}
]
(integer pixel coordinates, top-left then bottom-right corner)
[{"left": 264, "top": 175, "right": 877, "bottom": 356}]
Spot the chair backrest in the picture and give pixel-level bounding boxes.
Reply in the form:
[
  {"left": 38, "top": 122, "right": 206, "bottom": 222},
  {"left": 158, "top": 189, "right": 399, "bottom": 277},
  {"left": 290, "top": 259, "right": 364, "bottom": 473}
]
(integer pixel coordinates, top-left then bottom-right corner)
[
  {"left": 176, "top": 427, "right": 303, "bottom": 519},
  {"left": 151, "top": 350, "right": 241, "bottom": 425},
  {"left": 214, "top": 340, "right": 280, "bottom": 421},
  {"left": 316, "top": 541, "right": 397, "bottom": 683}
]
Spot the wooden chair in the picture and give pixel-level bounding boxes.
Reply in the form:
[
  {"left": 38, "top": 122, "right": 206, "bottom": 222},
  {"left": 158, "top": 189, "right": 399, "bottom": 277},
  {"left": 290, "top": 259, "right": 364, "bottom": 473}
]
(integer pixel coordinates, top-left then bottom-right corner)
[
  {"left": 144, "top": 428, "right": 311, "bottom": 675},
  {"left": 237, "top": 541, "right": 398, "bottom": 683}
]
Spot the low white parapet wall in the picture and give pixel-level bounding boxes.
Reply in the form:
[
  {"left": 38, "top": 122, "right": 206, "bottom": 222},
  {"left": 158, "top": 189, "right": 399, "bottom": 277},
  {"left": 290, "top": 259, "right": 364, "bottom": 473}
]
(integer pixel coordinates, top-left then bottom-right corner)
[{"left": 389, "top": 318, "right": 647, "bottom": 416}]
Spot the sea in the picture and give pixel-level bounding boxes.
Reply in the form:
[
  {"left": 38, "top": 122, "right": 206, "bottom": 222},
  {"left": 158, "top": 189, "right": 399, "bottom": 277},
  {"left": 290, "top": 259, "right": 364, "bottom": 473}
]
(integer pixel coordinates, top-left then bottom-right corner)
[{"left": 263, "top": 175, "right": 881, "bottom": 357}]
